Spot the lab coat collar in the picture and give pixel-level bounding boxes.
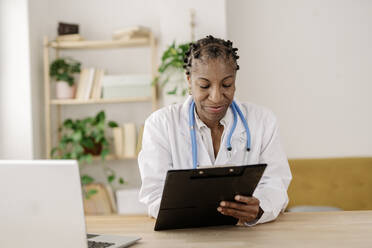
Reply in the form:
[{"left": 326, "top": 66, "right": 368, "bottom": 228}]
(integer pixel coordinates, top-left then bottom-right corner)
[{"left": 194, "top": 106, "right": 231, "bottom": 130}]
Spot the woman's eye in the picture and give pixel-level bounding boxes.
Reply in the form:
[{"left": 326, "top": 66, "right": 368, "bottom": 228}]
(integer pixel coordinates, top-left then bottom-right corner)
[
  {"left": 200, "top": 85, "right": 209, "bottom": 89},
  {"left": 223, "top": 84, "right": 232, "bottom": 88}
]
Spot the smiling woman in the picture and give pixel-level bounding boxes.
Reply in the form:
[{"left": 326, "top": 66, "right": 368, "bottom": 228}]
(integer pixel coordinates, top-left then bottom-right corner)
[
  {"left": 184, "top": 36, "right": 239, "bottom": 157},
  {"left": 138, "top": 35, "right": 292, "bottom": 227}
]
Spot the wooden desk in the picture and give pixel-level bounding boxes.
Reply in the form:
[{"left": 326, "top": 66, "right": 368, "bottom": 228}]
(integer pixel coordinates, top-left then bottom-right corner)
[{"left": 86, "top": 211, "right": 372, "bottom": 248}]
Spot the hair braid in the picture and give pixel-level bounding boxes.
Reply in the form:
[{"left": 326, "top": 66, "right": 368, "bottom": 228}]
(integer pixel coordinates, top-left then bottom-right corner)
[{"left": 183, "top": 35, "right": 240, "bottom": 76}]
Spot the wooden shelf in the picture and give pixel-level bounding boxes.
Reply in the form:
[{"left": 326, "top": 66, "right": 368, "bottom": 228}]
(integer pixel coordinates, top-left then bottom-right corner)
[
  {"left": 48, "top": 38, "right": 150, "bottom": 50},
  {"left": 43, "top": 34, "right": 158, "bottom": 158},
  {"left": 50, "top": 97, "right": 152, "bottom": 105}
]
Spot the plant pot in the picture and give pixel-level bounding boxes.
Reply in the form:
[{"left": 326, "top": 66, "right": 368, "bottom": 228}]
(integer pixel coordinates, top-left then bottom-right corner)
[
  {"left": 56, "top": 81, "right": 76, "bottom": 99},
  {"left": 83, "top": 140, "right": 103, "bottom": 156}
]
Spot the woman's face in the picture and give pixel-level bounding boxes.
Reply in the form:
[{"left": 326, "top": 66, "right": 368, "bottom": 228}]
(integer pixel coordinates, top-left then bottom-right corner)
[{"left": 187, "top": 58, "right": 236, "bottom": 125}]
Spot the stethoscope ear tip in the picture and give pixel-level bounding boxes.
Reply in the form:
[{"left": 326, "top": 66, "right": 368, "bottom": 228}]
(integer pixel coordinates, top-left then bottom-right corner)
[
  {"left": 227, "top": 147, "right": 232, "bottom": 151},
  {"left": 247, "top": 148, "right": 251, "bottom": 152}
]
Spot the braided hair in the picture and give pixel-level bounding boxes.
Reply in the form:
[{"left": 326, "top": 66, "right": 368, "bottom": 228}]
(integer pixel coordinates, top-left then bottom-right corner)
[{"left": 183, "top": 35, "right": 240, "bottom": 76}]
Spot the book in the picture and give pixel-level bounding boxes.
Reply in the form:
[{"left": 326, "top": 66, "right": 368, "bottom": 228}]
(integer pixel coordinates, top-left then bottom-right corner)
[
  {"left": 56, "top": 34, "right": 84, "bottom": 42},
  {"left": 75, "top": 68, "right": 88, "bottom": 99},
  {"left": 83, "top": 68, "right": 95, "bottom": 99},
  {"left": 76, "top": 68, "right": 95, "bottom": 99},
  {"left": 136, "top": 124, "right": 144, "bottom": 155},
  {"left": 123, "top": 123, "right": 137, "bottom": 158},
  {"left": 90, "top": 69, "right": 104, "bottom": 99},
  {"left": 112, "top": 26, "right": 150, "bottom": 40},
  {"left": 112, "top": 127, "right": 124, "bottom": 159}
]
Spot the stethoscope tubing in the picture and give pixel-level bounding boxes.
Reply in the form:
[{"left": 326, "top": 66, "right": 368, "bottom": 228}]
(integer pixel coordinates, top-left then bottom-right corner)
[{"left": 189, "top": 100, "right": 251, "bottom": 169}]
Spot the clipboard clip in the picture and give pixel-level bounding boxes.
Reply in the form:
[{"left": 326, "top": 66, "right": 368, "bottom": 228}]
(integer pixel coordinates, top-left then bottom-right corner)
[{"left": 190, "top": 166, "right": 244, "bottom": 179}]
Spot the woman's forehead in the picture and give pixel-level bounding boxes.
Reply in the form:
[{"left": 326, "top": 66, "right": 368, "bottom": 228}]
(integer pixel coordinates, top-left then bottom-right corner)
[{"left": 191, "top": 58, "right": 236, "bottom": 76}]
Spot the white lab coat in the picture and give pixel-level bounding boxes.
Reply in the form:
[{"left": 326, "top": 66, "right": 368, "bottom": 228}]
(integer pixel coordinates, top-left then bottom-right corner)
[{"left": 138, "top": 96, "right": 292, "bottom": 225}]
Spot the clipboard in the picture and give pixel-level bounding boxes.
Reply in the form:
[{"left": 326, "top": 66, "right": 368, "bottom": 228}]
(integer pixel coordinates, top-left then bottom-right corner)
[{"left": 154, "top": 164, "right": 267, "bottom": 230}]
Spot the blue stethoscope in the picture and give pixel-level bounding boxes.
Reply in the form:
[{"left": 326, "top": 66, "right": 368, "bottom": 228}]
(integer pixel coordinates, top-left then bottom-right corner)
[{"left": 189, "top": 100, "right": 251, "bottom": 169}]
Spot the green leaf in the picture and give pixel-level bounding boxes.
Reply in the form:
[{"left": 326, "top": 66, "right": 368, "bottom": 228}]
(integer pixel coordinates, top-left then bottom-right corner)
[
  {"left": 101, "top": 148, "right": 109, "bottom": 160},
  {"left": 86, "top": 189, "right": 98, "bottom": 199},
  {"left": 85, "top": 154, "right": 93, "bottom": 164},
  {"left": 108, "top": 121, "right": 118, "bottom": 128},
  {"left": 95, "top": 111, "right": 105, "bottom": 123},
  {"left": 81, "top": 175, "right": 94, "bottom": 185},
  {"left": 167, "top": 86, "right": 178, "bottom": 95},
  {"left": 50, "top": 57, "right": 81, "bottom": 85},
  {"left": 151, "top": 76, "right": 159, "bottom": 86},
  {"left": 181, "top": 88, "right": 187, "bottom": 96},
  {"left": 119, "top": 177, "right": 125, "bottom": 184},
  {"left": 160, "top": 76, "right": 170, "bottom": 87},
  {"left": 63, "top": 119, "right": 73, "bottom": 129},
  {"left": 81, "top": 138, "right": 94, "bottom": 149},
  {"left": 107, "top": 174, "right": 115, "bottom": 183},
  {"left": 71, "top": 131, "right": 82, "bottom": 141},
  {"left": 50, "top": 147, "right": 58, "bottom": 157}
]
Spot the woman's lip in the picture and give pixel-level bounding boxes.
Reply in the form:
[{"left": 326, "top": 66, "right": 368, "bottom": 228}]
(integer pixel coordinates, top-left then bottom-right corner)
[{"left": 205, "top": 106, "right": 225, "bottom": 113}]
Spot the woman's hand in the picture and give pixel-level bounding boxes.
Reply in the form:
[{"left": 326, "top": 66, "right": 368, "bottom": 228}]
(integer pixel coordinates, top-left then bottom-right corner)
[{"left": 217, "top": 195, "right": 262, "bottom": 223}]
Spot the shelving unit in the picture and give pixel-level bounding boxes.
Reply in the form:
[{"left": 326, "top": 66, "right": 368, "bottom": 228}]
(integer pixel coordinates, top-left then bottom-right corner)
[
  {"left": 43, "top": 34, "right": 158, "bottom": 159},
  {"left": 50, "top": 96, "right": 152, "bottom": 105}
]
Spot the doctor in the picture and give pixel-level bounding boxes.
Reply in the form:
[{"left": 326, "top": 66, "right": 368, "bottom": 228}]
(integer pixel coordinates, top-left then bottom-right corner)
[{"left": 139, "top": 35, "right": 292, "bottom": 226}]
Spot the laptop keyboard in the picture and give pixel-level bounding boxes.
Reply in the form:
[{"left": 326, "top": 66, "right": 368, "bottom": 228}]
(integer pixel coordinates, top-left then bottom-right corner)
[{"left": 88, "top": 240, "right": 115, "bottom": 248}]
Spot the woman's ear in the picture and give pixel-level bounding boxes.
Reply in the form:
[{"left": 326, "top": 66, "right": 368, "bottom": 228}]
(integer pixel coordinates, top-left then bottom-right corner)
[{"left": 187, "top": 75, "right": 191, "bottom": 87}]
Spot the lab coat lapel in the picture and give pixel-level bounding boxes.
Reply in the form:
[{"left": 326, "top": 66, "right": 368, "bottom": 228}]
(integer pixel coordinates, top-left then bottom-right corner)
[
  {"left": 215, "top": 100, "right": 247, "bottom": 166},
  {"left": 179, "top": 96, "right": 213, "bottom": 167}
]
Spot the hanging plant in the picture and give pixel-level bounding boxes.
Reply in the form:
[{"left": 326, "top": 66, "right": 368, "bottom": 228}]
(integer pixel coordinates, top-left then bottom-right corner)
[{"left": 153, "top": 41, "right": 190, "bottom": 96}]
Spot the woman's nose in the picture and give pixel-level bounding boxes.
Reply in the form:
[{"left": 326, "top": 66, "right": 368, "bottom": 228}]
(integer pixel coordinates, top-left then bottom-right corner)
[{"left": 209, "top": 86, "right": 223, "bottom": 103}]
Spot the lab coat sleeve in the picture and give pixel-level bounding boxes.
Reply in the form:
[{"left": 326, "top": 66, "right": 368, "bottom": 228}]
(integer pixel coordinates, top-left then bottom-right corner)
[
  {"left": 252, "top": 111, "right": 292, "bottom": 225},
  {"left": 138, "top": 112, "right": 172, "bottom": 218}
]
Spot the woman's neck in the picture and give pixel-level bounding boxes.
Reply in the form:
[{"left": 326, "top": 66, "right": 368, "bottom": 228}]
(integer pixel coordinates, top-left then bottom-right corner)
[{"left": 196, "top": 109, "right": 222, "bottom": 130}]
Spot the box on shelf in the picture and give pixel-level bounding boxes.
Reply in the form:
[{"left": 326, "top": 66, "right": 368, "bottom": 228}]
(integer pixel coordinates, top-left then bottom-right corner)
[{"left": 102, "top": 74, "right": 152, "bottom": 99}]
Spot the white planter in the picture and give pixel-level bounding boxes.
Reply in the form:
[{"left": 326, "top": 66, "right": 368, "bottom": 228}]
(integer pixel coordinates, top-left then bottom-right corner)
[{"left": 56, "top": 81, "right": 76, "bottom": 99}]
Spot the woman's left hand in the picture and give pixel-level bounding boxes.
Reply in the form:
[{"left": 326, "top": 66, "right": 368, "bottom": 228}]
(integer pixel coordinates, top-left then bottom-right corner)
[{"left": 217, "top": 195, "right": 262, "bottom": 223}]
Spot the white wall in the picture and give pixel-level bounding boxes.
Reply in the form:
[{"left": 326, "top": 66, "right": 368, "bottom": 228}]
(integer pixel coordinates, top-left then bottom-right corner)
[
  {"left": 0, "top": 0, "right": 34, "bottom": 159},
  {"left": 28, "top": 0, "right": 227, "bottom": 188},
  {"left": 226, "top": 0, "right": 372, "bottom": 158}
]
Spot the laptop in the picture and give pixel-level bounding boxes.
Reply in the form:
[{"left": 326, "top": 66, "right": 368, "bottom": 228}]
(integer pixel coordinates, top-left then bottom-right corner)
[{"left": 0, "top": 160, "right": 141, "bottom": 248}]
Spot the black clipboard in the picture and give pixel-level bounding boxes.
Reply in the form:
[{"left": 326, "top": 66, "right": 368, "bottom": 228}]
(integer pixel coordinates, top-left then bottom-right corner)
[{"left": 154, "top": 164, "right": 267, "bottom": 231}]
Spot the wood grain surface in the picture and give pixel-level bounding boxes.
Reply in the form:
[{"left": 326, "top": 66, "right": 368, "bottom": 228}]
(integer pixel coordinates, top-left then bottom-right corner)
[{"left": 86, "top": 210, "right": 372, "bottom": 248}]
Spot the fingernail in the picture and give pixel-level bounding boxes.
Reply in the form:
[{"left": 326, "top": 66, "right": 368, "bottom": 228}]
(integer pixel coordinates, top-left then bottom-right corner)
[
  {"left": 235, "top": 195, "right": 240, "bottom": 200},
  {"left": 220, "top": 201, "right": 226, "bottom": 206},
  {"left": 217, "top": 207, "right": 222, "bottom": 212}
]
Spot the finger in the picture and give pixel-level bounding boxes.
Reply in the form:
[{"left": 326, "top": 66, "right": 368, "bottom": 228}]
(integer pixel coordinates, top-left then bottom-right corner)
[
  {"left": 220, "top": 201, "right": 259, "bottom": 214},
  {"left": 219, "top": 205, "right": 259, "bottom": 218},
  {"left": 235, "top": 195, "right": 260, "bottom": 205},
  {"left": 218, "top": 207, "right": 257, "bottom": 220}
]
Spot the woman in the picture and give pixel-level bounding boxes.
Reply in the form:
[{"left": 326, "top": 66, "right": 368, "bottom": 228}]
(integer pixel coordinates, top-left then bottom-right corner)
[{"left": 138, "top": 35, "right": 292, "bottom": 226}]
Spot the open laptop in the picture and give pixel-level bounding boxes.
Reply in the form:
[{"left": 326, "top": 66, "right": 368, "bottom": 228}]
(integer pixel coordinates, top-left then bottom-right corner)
[{"left": 0, "top": 160, "right": 141, "bottom": 248}]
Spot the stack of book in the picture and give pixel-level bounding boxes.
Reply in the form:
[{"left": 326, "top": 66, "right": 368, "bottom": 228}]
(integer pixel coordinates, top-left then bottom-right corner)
[
  {"left": 112, "top": 123, "right": 144, "bottom": 159},
  {"left": 75, "top": 68, "right": 104, "bottom": 100},
  {"left": 112, "top": 26, "right": 150, "bottom": 40},
  {"left": 56, "top": 34, "right": 84, "bottom": 42}
]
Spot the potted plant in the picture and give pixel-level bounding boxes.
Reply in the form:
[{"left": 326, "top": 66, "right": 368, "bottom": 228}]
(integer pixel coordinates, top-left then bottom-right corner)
[
  {"left": 153, "top": 42, "right": 190, "bottom": 105},
  {"left": 51, "top": 110, "right": 124, "bottom": 197},
  {"left": 50, "top": 57, "right": 81, "bottom": 99}
]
